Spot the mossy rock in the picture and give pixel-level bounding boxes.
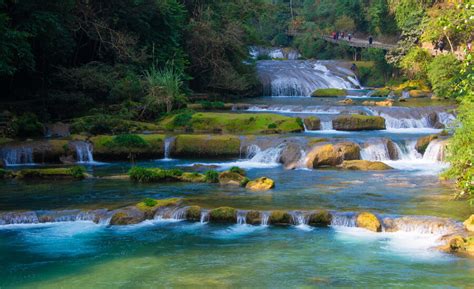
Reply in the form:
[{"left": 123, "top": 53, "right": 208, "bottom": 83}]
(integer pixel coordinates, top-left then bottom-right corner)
[
  {"left": 174, "top": 135, "right": 241, "bottom": 158},
  {"left": 0, "top": 168, "right": 13, "bottom": 179},
  {"left": 246, "top": 211, "right": 262, "bottom": 225},
  {"left": 303, "top": 117, "right": 321, "bottom": 130},
  {"left": 178, "top": 172, "right": 206, "bottom": 183},
  {"left": 311, "top": 88, "right": 347, "bottom": 97},
  {"left": 332, "top": 114, "right": 386, "bottom": 131},
  {"left": 356, "top": 212, "right": 382, "bottom": 232},
  {"left": 269, "top": 210, "right": 292, "bottom": 225},
  {"left": 185, "top": 206, "right": 202, "bottom": 221},
  {"left": 371, "top": 88, "right": 391, "bottom": 97},
  {"left": 218, "top": 171, "right": 246, "bottom": 186},
  {"left": 415, "top": 135, "right": 438, "bottom": 154},
  {"left": 308, "top": 210, "right": 332, "bottom": 227},
  {"left": 245, "top": 177, "right": 275, "bottom": 191},
  {"left": 90, "top": 134, "right": 164, "bottom": 161},
  {"left": 340, "top": 160, "right": 392, "bottom": 171},
  {"left": 209, "top": 207, "right": 237, "bottom": 223},
  {"left": 464, "top": 215, "right": 474, "bottom": 232},
  {"left": 15, "top": 166, "right": 86, "bottom": 180},
  {"left": 135, "top": 198, "right": 181, "bottom": 219},
  {"left": 391, "top": 80, "right": 430, "bottom": 92},
  {"left": 159, "top": 112, "right": 303, "bottom": 134},
  {"left": 409, "top": 89, "right": 431, "bottom": 98},
  {"left": 129, "top": 167, "right": 184, "bottom": 183},
  {"left": 109, "top": 208, "right": 146, "bottom": 225}
]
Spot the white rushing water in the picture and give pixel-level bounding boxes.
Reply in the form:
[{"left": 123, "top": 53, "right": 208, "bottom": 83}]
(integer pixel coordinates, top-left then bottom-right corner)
[
  {"left": 0, "top": 146, "right": 34, "bottom": 166},
  {"left": 71, "top": 141, "right": 95, "bottom": 163},
  {"left": 162, "top": 136, "right": 175, "bottom": 161},
  {"left": 257, "top": 60, "right": 360, "bottom": 97}
]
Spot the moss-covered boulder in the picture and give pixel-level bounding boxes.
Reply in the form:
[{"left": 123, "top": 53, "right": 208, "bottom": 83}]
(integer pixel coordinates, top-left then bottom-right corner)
[
  {"left": 15, "top": 166, "right": 87, "bottom": 180},
  {"left": 178, "top": 172, "right": 206, "bottom": 183},
  {"left": 408, "top": 90, "right": 431, "bottom": 98},
  {"left": 135, "top": 198, "right": 181, "bottom": 219},
  {"left": 128, "top": 167, "right": 184, "bottom": 183},
  {"left": 185, "top": 206, "right": 202, "bottom": 221},
  {"left": 218, "top": 171, "right": 246, "bottom": 186},
  {"left": 90, "top": 134, "right": 164, "bottom": 161},
  {"left": 356, "top": 212, "right": 382, "bottom": 232},
  {"left": 311, "top": 88, "right": 347, "bottom": 97},
  {"left": 246, "top": 211, "right": 262, "bottom": 225},
  {"left": 332, "top": 114, "right": 386, "bottom": 131},
  {"left": 441, "top": 235, "right": 474, "bottom": 257},
  {"left": 303, "top": 117, "right": 321, "bottom": 130},
  {"left": 340, "top": 160, "right": 392, "bottom": 171},
  {"left": 371, "top": 88, "right": 391, "bottom": 97},
  {"left": 269, "top": 210, "right": 292, "bottom": 225},
  {"left": 245, "top": 177, "right": 275, "bottom": 191},
  {"left": 305, "top": 142, "right": 360, "bottom": 168},
  {"left": 110, "top": 207, "right": 146, "bottom": 225},
  {"left": 464, "top": 215, "right": 474, "bottom": 232},
  {"left": 415, "top": 135, "right": 438, "bottom": 154},
  {"left": 308, "top": 210, "right": 332, "bottom": 227},
  {"left": 174, "top": 135, "right": 241, "bottom": 158},
  {"left": 209, "top": 207, "right": 237, "bottom": 223},
  {"left": 160, "top": 112, "right": 303, "bottom": 134}
]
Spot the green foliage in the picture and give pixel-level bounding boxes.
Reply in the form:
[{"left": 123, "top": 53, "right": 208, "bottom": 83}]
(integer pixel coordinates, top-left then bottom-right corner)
[
  {"left": 311, "top": 88, "right": 347, "bottom": 97},
  {"left": 71, "top": 114, "right": 158, "bottom": 135},
  {"left": 239, "top": 177, "right": 250, "bottom": 187},
  {"left": 172, "top": 111, "right": 194, "bottom": 127},
  {"left": 204, "top": 170, "right": 219, "bottom": 183},
  {"left": 143, "top": 198, "right": 158, "bottom": 207},
  {"left": 229, "top": 166, "right": 246, "bottom": 176},
  {"left": 399, "top": 47, "right": 432, "bottom": 79},
  {"left": 427, "top": 54, "right": 460, "bottom": 98},
  {"left": 128, "top": 167, "right": 184, "bottom": 183},
  {"left": 106, "top": 134, "right": 149, "bottom": 149},
  {"left": 267, "top": 123, "right": 277, "bottom": 129},
  {"left": 69, "top": 166, "right": 86, "bottom": 179},
  {"left": 11, "top": 113, "right": 43, "bottom": 138},
  {"left": 200, "top": 101, "right": 225, "bottom": 110}
]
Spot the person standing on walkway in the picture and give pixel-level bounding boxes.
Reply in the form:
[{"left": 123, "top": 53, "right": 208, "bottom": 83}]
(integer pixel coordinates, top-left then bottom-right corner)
[
  {"left": 368, "top": 35, "right": 373, "bottom": 45},
  {"left": 348, "top": 33, "right": 352, "bottom": 41}
]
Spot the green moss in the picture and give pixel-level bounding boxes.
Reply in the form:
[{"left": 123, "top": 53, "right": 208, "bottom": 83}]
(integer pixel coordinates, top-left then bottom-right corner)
[
  {"left": 239, "top": 177, "right": 250, "bottom": 187},
  {"left": 71, "top": 114, "right": 159, "bottom": 135},
  {"left": 16, "top": 166, "right": 86, "bottom": 180},
  {"left": 136, "top": 198, "right": 181, "bottom": 212},
  {"left": 143, "top": 198, "right": 158, "bottom": 207},
  {"left": 229, "top": 166, "right": 246, "bottom": 176},
  {"left": 246, "top": 211, "right": 261, "bottom": 225},
  {"left": 311, "top": 88, "right": 347, "bottom": 97},
  {"left": 307, "top": 138, "right": 328, "bottom": 146},
  {"left": 185, "top": 206, "right": 202, "bottom": 221},
  {"left": 128, "top": 167, "right": 183, "bottom": 183},
  {"left": 204, "top": 170, "right": 219, "bottom": 183},
  {"left": 174, "top": 135, "right": 241, "bottom": 157},
  {"left": 159, "top": 112, "right": 303, "bottom": 134},
  {"left": 0, "top": 137, "right": 13, "bottom": 145},
  {"left": 308, "top": 210, "right": 332, "bottom": 227},
  {"left": 371, "top": 88, "right": 391, "bottom": 97},
  {"left": 269, "top": 210, "right": 291, "bottom": 225},
  {"left": 91, "top": 134, "right": 164, "bottom": 160},
  {"left": 209, "top": 207, "right": 237, "bottom": 223},
  {"left": 178, "top": 172, "right": 206, "bottom": 183},
  {"left": 0, "top": 169, "right": 13, "bottom": 179},
  {"left": 332, "top": 114, "right": 386, "bottom": 131}
]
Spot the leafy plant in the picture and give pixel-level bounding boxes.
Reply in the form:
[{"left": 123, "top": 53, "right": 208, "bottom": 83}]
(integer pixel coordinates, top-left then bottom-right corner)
[
  {"left": 106, "top": 134, "right": 149, "bottom": 163},
  {"left": 69, "top": 166, "right": 86, "bottom": 179},
  {"left": 204, "top": 170, "right": 219, "bottom": 183},
  {"left": 267, "top": 123, "right": 277, "bottom": 129},
  {"left": 10, "top": 113, "right": 43, "bottom": 138},
  {"left": 143, "top": 198, "right": 158, "bottom": 207},
  {"left": 229, "top": 166, "right": 246, "bottom": 176}
]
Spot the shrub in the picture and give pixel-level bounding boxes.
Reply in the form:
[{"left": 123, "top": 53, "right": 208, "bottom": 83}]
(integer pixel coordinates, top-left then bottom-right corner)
[
  {"left": 172, "top": 111, "right": 194, "bottom": 127},
  {"left": 143, "top": 198, "right": 158, "bottom": 207},
  {"left": 427, "top": 54, "right": 460, "bottom": 98},
  {"left": 230, "top": 166, "right": 246, "bottom": 176},
  {"left": 239, "top": 177, "right": 250, "bottom": 187},
  {"left": 200, "top": 101, "right": 225, "bottom": 109},
  {"left": 11, "top": 113, "right": 43, "bottom": 138},
  {"left": 106, "top": 134, "right": 149, "bottom": 149},
  {"left": 267, "top": 123, "right": 277, "bottom": 129},
  {"left": 295, "top": 117, "right": 303, "bottom": 128},
  {"left": 128, "top": 167, "right": 184, "bottom": 183},
  {"left": 204, "top": 170, "right": 219, "bottom": 183},
  {"left": 69, "top": 166, "right": 86, "bottom": 179}
]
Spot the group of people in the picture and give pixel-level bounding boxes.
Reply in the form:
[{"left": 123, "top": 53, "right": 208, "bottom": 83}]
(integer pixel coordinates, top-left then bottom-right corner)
[{"left": 331, "top": 31, "right": 352, "bottom": 41}]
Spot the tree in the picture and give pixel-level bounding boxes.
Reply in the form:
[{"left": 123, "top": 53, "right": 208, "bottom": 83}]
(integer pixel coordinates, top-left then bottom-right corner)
[{"left": 335, "top": 15, "right": 356, "bottom": 32}]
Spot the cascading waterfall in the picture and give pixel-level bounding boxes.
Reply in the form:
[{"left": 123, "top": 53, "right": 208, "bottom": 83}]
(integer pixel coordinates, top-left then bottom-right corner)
[
  {"left": 257, "top": 60, "right": 360, "bottom": 97},
  {"left": 237, "top": 210, "right": 247, "bottom": 225},
  {"left": 0, "top": 209, "right": 108, "bottom": 225},
  {"left": 200, "top": 210, "right": 209, "bottom": 224},
  {"left": 245, "top": 143, "right": 285, "bottom": 165},
  {"left": 360, "top": 141, "right": 392, "bottom": 161},
  {"left": 261, "top": 212, "right": 270, "bottom": 226},
  {"left": 290, "top": 211, "right": 309, "bottom": 226},
  {"left": 367, "top": 107, "right": 455, "bottom": 130},
  {"left": 361, "top": 139, "right": 423, "bottom": 162},
  {"left": 330, "top": 212, "right": 357, "bottom": 227},
  {"left": 422, "top": 140, "right": 447, "bottom": 162},
  {"left": 71, "top": 141, "right": 94, "bottom": 163},
  {"left": 163, "top": 136, "right": 175, "bottom": 160},
  {"left": 0, "top": 146, "right": 34, "bottom": 166}
]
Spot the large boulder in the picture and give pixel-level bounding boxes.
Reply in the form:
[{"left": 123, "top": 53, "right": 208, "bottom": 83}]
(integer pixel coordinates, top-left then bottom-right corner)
[
  {"left": 246, "top": 177, "right": 275, "bottom": 191},
  {"left": 305, "top": 142, "right": 360, "bottom": 168},
  {"left": 279, "top": 142, "right": 303, "bottom": 170},
  {"left": 464, "top": 215, "right": 474, "bottom": 232},
  {"left": 174, "top": 135, "right": 240, "bottom": 158},
  {"left": 303, "top": 117, "right": 321, "bottom": 130},
  {"left": 209, "top": 207, "right": 237, "bottom": 223},
  {"left": 427, "top": 112, "right": 445, "bottom": 129},
  {"left": 246, "top": 211, "right": 262, "bottom": 225},
  {"left": 356, "top": 212, "right": 382, "bottom": 232},
  {"left": 415, "top": 135, "right": 438, "bottom": 154},
  {"left": 308, "top": 210, "right": 332, "bottom": 227},
  {"left": 408, "top": 89, "right": 431, "bottom": 98},
  {"left": 269, "top": 210, "right": 292, "bottom": 225},
  {"left": 339, "top": 160, "right": 393, "bottom": 171},
  {"left": 385, "top": 139, "right": 399, "bottom": 160},
  {"left": 185, "top": 206, "right": 202, "bottom": 221},
  {"left": 110, "top": 207, "right": 146, "bottom": 225},
  {"left": 440, "top": 235, "right": 474, "bottom": 257},
  {"left": 218, "top": 171, "right": 246, "bottom": 186},
  {"left": 332, "top": 115, "right": 386, "bottom": 131}
]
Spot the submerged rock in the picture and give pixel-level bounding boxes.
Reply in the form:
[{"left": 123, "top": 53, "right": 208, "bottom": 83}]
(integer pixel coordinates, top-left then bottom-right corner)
[
  {"left": 303, "top": 117, "right": 321, "bottom": 130},
  {"left": 339, "top": 160, "right": 393, "bottom": 171},
  {"left": 245, "top": 177, "right": 275, "bottom": 191},
  {"left": 356, "top": 212, "right": 382, "bottom": 232},
  {"left": 332, "top": 115, "right": 386, "bottom": 131},
  {"left": 218, "top": 171, "right": 246, "bottom": 186},
  {"left": 110, "top": 207, "right": 146, "bottom": 225}
]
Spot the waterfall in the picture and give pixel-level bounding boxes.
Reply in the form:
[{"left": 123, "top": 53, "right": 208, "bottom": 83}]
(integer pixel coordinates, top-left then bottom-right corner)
[
  {"left": 200, "top": 210, "right": 209, "bottom": 224},
  {"left": 367, "top": 107, "right": 455, "bottom": 130},
  {"left": 163, "top": 136, "right": 175, "bottom": 161},
  {"left": 0, "top": 209, "right": 107, "bottom": 225},
  {"left": 257, "top": 60, "right": 359, "bottom": 97},
  {"left": 71, "top": 141, "right": 94, "bottom": 163},
  {"left": 422, "top": 140, "right": 447, "bottom": 162},
  {"left": 0, "top": 146, "right": 34, "bottom": 166},
  {"left": 154, "top": 207, "right": 187, "bottom": 221},
  {"left": 290, "top": 211, "right": 309, "bottom": 226},
  {"left": 246, "top": 144, "right": 285, "bottom": 164},
  {"left": 361, "top": 139, "right": 422, "bottom": 162},
  {"left": 261, "top": 212, "right": 270, "bottom": 226},
  {"left": 237, "top": 210, "right": 247, "bottom": 225},
  {"left": 330, "top": 212, "right": 357, "bottom": 227},
  {"left": 382, "top": 216, "right": 463, "bottom": 235},
  {"left": 360, "top": 142, "right": 392, "bottom": 161}
]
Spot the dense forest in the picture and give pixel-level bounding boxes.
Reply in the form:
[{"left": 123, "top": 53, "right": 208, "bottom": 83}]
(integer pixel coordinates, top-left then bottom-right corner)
[{"left": 0, "top": 0, "right": 473, "bottom": 197}]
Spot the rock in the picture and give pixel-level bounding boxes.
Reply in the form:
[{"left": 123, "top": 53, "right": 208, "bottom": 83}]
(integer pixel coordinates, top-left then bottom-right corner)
[
  {"left": 45, "top": 122, "right": 70, "bottom": 137},
  {"left": 303, "top": 117, "right": 321, "bottom": 130},
  {"left": 174, "top": 135, "right": 241, "bottom": 158},
  {"left": 305, "top": 142, "right": 360, "bottom": 168},
  {"left": 311, "top": 88, "right": 347, "bottom": 97},
  {"left": 59, "top": 154, "right": 75, "bottom": 165},
  {"left": 246, "top": 177, "right": 275, "bottom": 191},
  {"left": 209, "top": 207, "right": 237, "bottom": 223},
  {"left": 269, "top": 210, "right": 292, "bottom": 225},
  {"left": 185, "top": 206, "right": 201, "bottom": 221},
  {"left": 279, "top": 142, "right": 302, "bottom": 170},
  {"left": 408, "top": 89, "right": 431, "bottom": 98},
  {"left": 415, "top": 135, "right": 438, "bottom": 154},
  {"left": 339, "top": 160, "right": 393, "bottom": 171},
  {"left": 356, "top": 212, "right": 382, "bottom": 232},
  {"left": 426, "top": 112, "right": 445, "bottom": 129},
  {"left": 375, "top": 100, "right": 394, "bottom": 107},
  {"left": 308, "top": 210, "right": 332, "bottom": 227},
  {"left": 332, "top": 115, "right": 386, "bottom": 131},
  {"left": 178, "top": 172, "right": 206, "bottom": 183},
  {"left": 385, "top": 139, "right": 399, "bottom": 160},
  {"left": 338, "top": 99, "right": 353, "bottom": 105},
  {"left": 246, "top": 211, "right": 262, "bottom": 225},
  {"left": 218, "top": 171, "right": 246, "bottom": 186},
  {"left": 464, "top": 215, "right": 474, "bottom": 232},
  {"left": 110, "top": 208, "right": 145, "bottom": 225}
]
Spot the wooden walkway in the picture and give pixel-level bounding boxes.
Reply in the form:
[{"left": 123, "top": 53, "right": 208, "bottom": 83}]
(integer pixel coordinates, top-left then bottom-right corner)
[{"left": 321, "top": 36, "right": 396, "bottom": 50}]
